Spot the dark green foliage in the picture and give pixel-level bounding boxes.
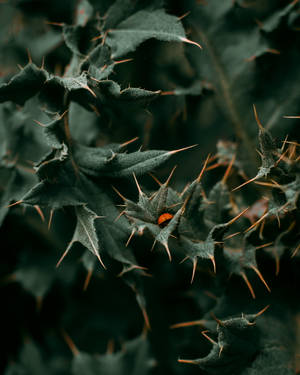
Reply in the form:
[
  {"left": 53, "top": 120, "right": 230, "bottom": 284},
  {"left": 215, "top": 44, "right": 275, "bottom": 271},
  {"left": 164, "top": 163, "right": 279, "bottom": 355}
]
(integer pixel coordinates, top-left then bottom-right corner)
[{"left": 0, "top": 0, "right": 300, "bottom": 374}]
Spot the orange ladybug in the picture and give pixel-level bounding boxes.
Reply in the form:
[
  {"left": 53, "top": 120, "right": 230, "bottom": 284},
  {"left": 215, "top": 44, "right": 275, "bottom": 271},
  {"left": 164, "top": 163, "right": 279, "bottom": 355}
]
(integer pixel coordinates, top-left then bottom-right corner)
[{"left": 158, "top": 213, "right": 173, "bottom": 228}]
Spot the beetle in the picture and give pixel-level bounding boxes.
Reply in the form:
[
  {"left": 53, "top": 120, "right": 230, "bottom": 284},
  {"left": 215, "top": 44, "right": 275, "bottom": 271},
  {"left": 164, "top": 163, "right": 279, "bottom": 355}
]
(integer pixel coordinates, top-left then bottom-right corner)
[{"left": 157, "top": 212, "right": 173, "bottom": 228}]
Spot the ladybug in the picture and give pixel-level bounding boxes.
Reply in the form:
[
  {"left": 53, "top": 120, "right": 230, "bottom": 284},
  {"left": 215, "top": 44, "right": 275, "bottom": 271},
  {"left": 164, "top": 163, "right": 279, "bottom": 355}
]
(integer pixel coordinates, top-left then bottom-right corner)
[{"left": 158, "top": 213, "right": 174, "bottom": 228}]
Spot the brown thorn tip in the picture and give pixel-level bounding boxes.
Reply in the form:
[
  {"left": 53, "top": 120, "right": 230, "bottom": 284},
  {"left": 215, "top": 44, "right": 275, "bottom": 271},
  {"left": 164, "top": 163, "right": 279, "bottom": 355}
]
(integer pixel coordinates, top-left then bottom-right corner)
[
  {"left": 253, "top": 104, "right": 264, "bottom": 130},
  {"left": 169, "top": 144, "right": 197, "bottom": 155},
  {"left": 201, "top": 330, "right": 217, "bottom": 345},
  {"left": 180, "top": 36, "right": 203, "bottom": 49},
  {"left": 178, "top": 359, "right": 197, "bottom": 365},
  {"left": 251, "top": 265, "right": 271, "bottom": 292},
  {"left": 34, "top": 205, "right": 45, "bottom": 222},
  {"left": 7, "top": 200, "right": 23, "bottom": 208},
  {"left": 56, "top": 248, "right": 70, "bottom": 268},
  {"left": 142, "top": 307, "right": 151, "bottom": 330},
  {"left": 232, "top": 176, "right": 257, "bottom": 192},
  {"left": 83, "top": 269, "right": 93, "bottom": 291},
  {"left": 164, "top": 242, "right": 172, "bottom": 261},
  {"left": 112, "top": 185, "right": 127, "bottom": 201},
  {"left": 120, "top": 136, "right": 139, "bottom": 147},
  {"left": 170, "top": 319, "right": 205, "bottom": 329},
  {"left": 149, "top": 173, "right": 162, "bottom": 186},
  {"left": 95, "top": 251, "right": 106, "bottom": 270},
  {"left": 165, "top": 165, "right": 177, "bottom": 186},
  {"left": 48, "top": 209, "right": 54, "bottom": 230},
  {"left": 255, "top": 304, "right": 270, "bottom": 317},
  {"left": 241, "top": 272, "right": 256, "bottom": 299},
  {"left": 209, "top": 255, "right": 216, "bottom": 273},
  {"left": 133, "top": 172, "right": 143, "bottom": 195},
  {"left": 191, "top": 258, "right": 197, "bottom": 284},
  {"left": 227, "top": 207, "right": 249, "bottom": 226},
  {"left": 126, "top": 229, "right": 136, "bottom": 247},
  {"left": 222, "top": 154, "right": 236, "bottom": 185},
  {"left": 197, "top": 153, "right": 211, "bottom": 183},
  {"left": 291, "top": 243, "right": 300, "bottom": 258},
  {"left": 244, "top": 211, "right": 268, "bottom": 233},
  {"left": 61, "top": 330, "right": 79, "bottom": 356}
]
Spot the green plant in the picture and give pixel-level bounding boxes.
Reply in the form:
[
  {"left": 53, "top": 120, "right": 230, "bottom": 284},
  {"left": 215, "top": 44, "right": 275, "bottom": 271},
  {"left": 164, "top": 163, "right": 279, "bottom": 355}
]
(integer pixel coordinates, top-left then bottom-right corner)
[{"left": 0, "top": 0, "right": 299, "bottom": 374}]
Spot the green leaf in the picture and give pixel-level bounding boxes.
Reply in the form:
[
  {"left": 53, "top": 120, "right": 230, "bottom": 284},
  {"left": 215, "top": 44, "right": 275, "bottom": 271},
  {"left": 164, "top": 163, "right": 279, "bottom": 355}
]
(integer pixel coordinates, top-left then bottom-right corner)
[
  {"left": 106, "top": 9, "right": 200, "bottom": 58},
  {"left": 0, "top": 64, "right": 48, "bottom": 105},
  {"left": 63, "top": 205, "right": 105, "bottom": 268},
  {"left": 72, "top": 335, "right": 152, "bottom": 375}
]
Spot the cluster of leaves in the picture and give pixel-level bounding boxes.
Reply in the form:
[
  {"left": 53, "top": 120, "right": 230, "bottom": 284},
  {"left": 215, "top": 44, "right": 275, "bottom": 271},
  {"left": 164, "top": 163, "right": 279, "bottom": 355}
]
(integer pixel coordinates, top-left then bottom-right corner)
[{"left": 0, "top": 0, "right": 300, "bottom": 374}]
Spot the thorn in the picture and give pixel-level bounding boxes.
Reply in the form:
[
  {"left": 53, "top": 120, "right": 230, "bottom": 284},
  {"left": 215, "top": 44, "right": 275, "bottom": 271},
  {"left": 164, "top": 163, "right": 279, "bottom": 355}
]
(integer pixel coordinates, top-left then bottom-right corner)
[
  {"left": 7, "top": 200, "right": 23, "bottom": 208},
  {"left": 120, "top": 136, "right": 139, "bottom": 148},
  {"left": 179, "top": 255, "right": 189, "bottom": 264},
  {"left": 114, "top": 58, "right": 133, "bottom": 65},
  {"left": 201, "top": 330, "right": 217, "bottom": 345},
  {"left": 56, "top": 247, "right": 70, "bottom": 268},
  {"left": 36, "top": 296, "right": 43, "bottom": 312},
  {"left": 250, "top": 265, "right": 271, "bottom": 292},
  {"left": 82, "top": 84, "right": 97, "bottom": 98},
  {"left": 219, "top": 345, "right": 224, "bottom": 358},
  {"left": 161, "top": 90, "right": 175, "bottom": 96},
  {"left": 274, "top": 148, "right": 289, "bottom": 167},
  {"left": 170, "top": 319, "right": 206, "bottom": 329},
  {"left": 142, "top": 307, "right": 151, "bottom": 330},
  {"left": 178, "top": 11, "right": 191, "bottom": 20},
  {"left": 114, "top": 210, "right": 125, "bottom": 222},
  {"left": 61, "top": 330, "right": 79, "bottom": 356},
  {"left": 224, "top": 232, "right": 240, "bottom": 240},
  {"left": 163, "top": 242, "right": 172, "bottom": 261},
  {"left": 126, "top": 228, "right": 136, "bottom": 247},
  {"left": 227, "top": 207, "right": 249, "bottom": 226},
  {"left": 254, "top": 181, "right": 280, "bottom": 188},
  {"left": 168, "top": 144, "right": 197, "bottom": 155},
  {"left": 33, "top": 119, "right": 47, "bottom": 127},
  {"left": 164, "top": 165, "right": 177, "bottom": 186},
  {"left": 291, "top": 243, "right": 300, "bottom": 258},
  {"left": 205, "top": 162, "right": 224, "bottom": 171},
  {"left": 112, "top": 185, "right": 127, "bottom": 201},
  {"left": 191, "top": 258, "right": 197, "bottom": 284},
  {"left": 95, "top": 251, "right": 106, "bottom": 270},
  {"left": 222, "top": 154, "right": 236, "bottom": 185},
  {"left": 197, "top": 154, "right": 211, "bottom": 183},
  {"left": 210, "top": 312, "right": 224, "bottom": 326},
  {"left": 83, "top": 269, "right": 93, "bottom": 291},
  {"left": 255, "top": 242, "right": 273, "bottom": 250},
  {"left": 34, "top": 205, "right": 45, "bottom": 222},
  {"left": 133, "top": 173, "right": 143, "bottom": 195},
  {"left": 45, "top": 21, "right": 64, "bottom": 27},
  {"left": 241, "top": 272, "right": 256, "bottom": 299},
  {"left": 283, "top": 115, "right": 300, "bottom": 119},
  {"left": 253, "top": 104, "right": 264, "bottom": 130},
  {"left": 180, "top": 36, "right": 203, "bottom": 49},
  {"left": 26, "top": 48, "right": 32, "bottom": 64},
  {"left": 41, "top": 56, "right": 45, "bottom": 70},
  {"left": 178, "top": 359, "right": 197, "bottom": 365},
  {"left": 149, "top": 172, "right": 162, "bottom": 186},
  {"left": 244, "top": 211, "right": 268, "bottom": 233},
  {"left": 48, "top": 209, "right": 54, "bottom": 230},
  {"left": 255, "top": 304, "right": 270, "bottom": 317},
  {"left": 150, "top": 240, "right": 157, "bottom": 252},
  {"left": 273, "top": 250, "right": 280, "bottom": 275},
  {"left": 209, "top": 255, "right": 216, "bottom": 273},
  {"left": 106, "top": 339, "right": 114, "bottom": 354},
  {"left": 232, "top": 176, "right": 257, "bottom": 192}
]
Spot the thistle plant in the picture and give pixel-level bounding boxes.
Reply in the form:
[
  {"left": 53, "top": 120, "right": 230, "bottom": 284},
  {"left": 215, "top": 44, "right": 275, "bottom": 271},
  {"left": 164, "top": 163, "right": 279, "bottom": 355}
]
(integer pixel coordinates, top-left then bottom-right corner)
[{"left": 0, "top": 1, "right": 299, "bottom": 374}]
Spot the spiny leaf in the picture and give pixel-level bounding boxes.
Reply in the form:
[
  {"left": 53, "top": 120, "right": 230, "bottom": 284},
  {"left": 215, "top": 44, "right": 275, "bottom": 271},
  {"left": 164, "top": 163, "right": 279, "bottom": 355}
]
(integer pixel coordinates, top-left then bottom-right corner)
[{"left": 106, "top": 9, "right": 201, "bottom": 59}]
